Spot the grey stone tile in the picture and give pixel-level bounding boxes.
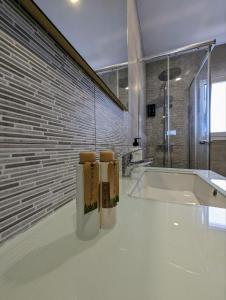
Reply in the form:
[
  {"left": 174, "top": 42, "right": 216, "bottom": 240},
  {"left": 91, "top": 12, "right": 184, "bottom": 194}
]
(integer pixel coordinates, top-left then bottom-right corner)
[{"left": 0, "top": 0, "right": 130, "bottom": 243}]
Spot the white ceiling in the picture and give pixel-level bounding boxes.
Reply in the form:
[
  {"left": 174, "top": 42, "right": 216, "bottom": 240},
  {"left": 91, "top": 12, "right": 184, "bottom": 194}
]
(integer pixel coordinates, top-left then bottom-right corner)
[
  {"left": 34, "top": 0, "right": 226, "bottom": 69},
  {"left": 137, "top": 0, "right": 226, "bottom": 57},
  {"left": 34, "top": 0, "right": 128, "bottom": 70}
]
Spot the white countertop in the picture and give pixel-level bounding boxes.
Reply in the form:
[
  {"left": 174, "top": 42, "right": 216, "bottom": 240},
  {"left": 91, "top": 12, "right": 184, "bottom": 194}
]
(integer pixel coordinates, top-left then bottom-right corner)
[{"left": 0, "top": 175, "right": 226, "bottom": 300}]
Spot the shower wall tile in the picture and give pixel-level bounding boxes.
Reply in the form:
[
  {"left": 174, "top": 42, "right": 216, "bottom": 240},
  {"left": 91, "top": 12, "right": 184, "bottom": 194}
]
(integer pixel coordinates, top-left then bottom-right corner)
[
  {"left": 211, "top": 44, "right": 226, "bottom": 82},
  {"left": 0, "top": 0, "right": 129, "bottom": 242},
  {"left": 210, "top": 141, "right": 226, "bottom": 177}
]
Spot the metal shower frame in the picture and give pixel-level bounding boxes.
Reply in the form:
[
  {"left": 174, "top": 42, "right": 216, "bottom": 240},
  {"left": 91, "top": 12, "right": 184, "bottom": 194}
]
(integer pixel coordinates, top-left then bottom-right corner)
[{"left": 96, "top": 39, "right": 216, "bottom": 169}]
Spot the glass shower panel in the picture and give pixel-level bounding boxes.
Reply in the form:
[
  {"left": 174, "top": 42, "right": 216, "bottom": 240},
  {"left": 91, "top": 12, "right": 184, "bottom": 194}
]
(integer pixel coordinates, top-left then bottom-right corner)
[
  {"left": 98, "top": 69, "right": 118, "bottom": 96},
  {"left": 168, "top": 50, "right": 208, "bottom": 168},
  {"left": 146, "top": 57, "right": 169, "bottom": 167},
  {"left": 189, "top": 79, "right": 197, "bottom": 169},
  {"left": 195, "top": 56, "right": 210, "bottom": 169},
  {"left": 118, "top": 67, "right": 129, "bottom": 108},
  {"left": 98, "top": 67, "right": 129, "bottom": 110}
]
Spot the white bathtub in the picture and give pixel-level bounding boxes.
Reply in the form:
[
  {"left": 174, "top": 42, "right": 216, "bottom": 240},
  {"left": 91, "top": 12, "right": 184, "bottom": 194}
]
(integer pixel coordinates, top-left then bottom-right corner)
[{"left": 130, "top": 168, "right": 226, "bottom": 208}]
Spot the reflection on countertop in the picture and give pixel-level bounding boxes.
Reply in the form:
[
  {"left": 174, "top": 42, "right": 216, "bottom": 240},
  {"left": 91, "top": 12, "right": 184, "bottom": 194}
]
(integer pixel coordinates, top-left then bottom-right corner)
[{"left": 0, "top": 175, "right": 225, "bottom": 300}]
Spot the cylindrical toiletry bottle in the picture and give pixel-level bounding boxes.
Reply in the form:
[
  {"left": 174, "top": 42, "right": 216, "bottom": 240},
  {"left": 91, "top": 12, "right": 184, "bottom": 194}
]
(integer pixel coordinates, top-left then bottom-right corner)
[
  {"left": 76, "top": 152, "right": 100, "bottom": 239},
  {"left": 100, "top": 151, "right": 119, "bottom": 229}
]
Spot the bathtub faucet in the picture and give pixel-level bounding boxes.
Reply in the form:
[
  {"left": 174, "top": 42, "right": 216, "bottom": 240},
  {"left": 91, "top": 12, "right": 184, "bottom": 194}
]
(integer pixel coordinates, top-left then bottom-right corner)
[{"left": 122, "top": 149, "right": 144, "bottom": 177}]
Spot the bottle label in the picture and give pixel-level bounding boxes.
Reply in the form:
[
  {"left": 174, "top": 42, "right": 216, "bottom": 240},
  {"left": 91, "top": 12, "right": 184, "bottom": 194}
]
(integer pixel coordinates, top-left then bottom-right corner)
[
  {"left": 83, "top": 162, "right": 99, "bottom": 214},
  {"left": 108, "top": 160, "right": 119, "bottom": 206},
  {"left": 102, "top": 182, "right": 115, "bottom": 208}
]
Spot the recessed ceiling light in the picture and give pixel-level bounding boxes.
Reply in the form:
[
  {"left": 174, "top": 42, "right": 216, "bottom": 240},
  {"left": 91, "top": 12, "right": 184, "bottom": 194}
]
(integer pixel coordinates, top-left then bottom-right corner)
[
  {"left": 175, "top": 77, "right": 182, "bottom": 81},
  {"left": 173, "top": 222, "right": 179, "bottom": 226},
  {"left": 70, "top": 0, "right": 79, "bottom": 4}
]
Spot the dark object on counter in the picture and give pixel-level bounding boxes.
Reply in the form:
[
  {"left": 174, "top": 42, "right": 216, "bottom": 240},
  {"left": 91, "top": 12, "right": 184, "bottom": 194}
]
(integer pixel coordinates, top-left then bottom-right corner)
[{"left": 133, "top": 138, "right": 141, "bottom": 147}]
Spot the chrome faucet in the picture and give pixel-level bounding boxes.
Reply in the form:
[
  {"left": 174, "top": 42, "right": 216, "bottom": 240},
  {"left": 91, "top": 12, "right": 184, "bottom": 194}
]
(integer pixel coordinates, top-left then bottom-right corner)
[{"left": 122, "top": 149, "right": 144, "bottom": 177}]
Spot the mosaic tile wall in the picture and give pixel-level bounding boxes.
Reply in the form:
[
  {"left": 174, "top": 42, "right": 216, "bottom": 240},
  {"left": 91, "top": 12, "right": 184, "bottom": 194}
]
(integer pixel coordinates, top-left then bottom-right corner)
[{"left": 0, "top": 0, "right": 129, "bottom": 242}]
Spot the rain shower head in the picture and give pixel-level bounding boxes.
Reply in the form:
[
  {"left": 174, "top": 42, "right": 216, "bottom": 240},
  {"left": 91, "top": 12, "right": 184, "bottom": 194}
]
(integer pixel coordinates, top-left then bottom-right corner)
[{"left": 158, "top": 67, "right": 182, "bottom": 81}]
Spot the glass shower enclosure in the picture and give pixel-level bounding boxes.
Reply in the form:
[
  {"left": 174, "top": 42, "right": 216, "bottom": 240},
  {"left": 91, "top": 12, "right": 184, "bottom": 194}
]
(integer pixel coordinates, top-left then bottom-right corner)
[
  {"left": 97, "top": 66, "right": 129, "bottom": 110},
  {"left": 145, "top": 43, "right": 214, "bottom": 170},
  {"left": 96, "top": 40, "right": 215, "bottom": 171}
]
